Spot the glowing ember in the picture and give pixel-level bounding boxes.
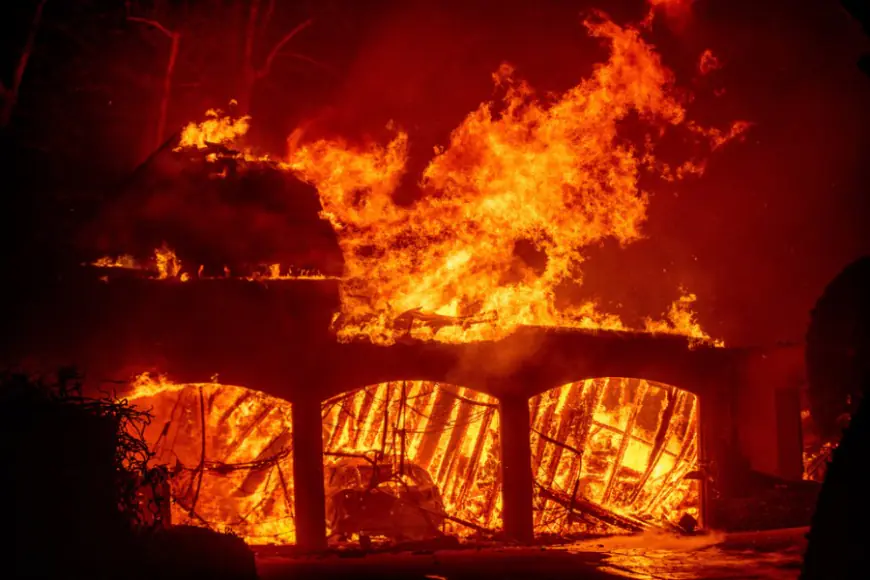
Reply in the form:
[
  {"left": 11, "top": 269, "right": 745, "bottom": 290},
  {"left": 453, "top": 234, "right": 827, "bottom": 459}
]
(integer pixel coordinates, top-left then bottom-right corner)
[
  {"left": 91, "top": 254, "right": 138, "bottom": 269},
  {"left": 93, "top": 244, "right": 333, "bottom": 282},
  {"left": 154, "top": 244, "right": 184, "bottom": 280},
  {"left": 531, "top": 378, "right": 699, "bottom": 535},
  {"left": 647, "top": 0, "right": 694, "bottom": 17},
  {"left": 322, "top": 382, "right": 501, "bottom": 538},
  {"left": 126, "top": 374, "right": 296, "bottom": 544}
]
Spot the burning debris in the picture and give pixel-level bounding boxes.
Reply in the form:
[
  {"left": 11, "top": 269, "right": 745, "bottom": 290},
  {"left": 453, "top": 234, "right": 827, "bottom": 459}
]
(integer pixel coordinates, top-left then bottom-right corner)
[
  {"left": 322, "top": 382, "right": 502, "bottom": 540},
  {"left": 127, "top": 375, "right": 702, "bottom": 546},
  {"left": 531, "top": 379, "right": 699, "bottom": 536},
  {"left": 127, "top": 375, "right": 297, "bottom": 544}
]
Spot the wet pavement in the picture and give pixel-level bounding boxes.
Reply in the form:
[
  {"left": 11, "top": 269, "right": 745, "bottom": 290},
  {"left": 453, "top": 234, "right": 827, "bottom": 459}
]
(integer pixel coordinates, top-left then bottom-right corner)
[{"left": 256, "top": 527, "right": 807, "bottom": 580}]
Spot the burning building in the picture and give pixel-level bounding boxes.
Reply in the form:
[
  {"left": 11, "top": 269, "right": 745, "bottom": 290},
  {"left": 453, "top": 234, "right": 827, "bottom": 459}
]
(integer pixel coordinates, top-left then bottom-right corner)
[{"left": 1, "top": 2, "right": 816, "bottom": 552}]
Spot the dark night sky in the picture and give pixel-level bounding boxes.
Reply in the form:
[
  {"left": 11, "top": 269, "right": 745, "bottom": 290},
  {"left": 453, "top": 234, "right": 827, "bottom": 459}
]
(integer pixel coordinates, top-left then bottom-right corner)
[{"left": 2, "top": 0, "right": 869, "bottom": 348}]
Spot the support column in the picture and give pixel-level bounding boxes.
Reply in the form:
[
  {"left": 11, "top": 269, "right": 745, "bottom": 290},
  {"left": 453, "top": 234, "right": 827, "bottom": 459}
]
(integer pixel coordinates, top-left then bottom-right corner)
[
  {"left": 499, "top": 395, "right": 534, "bottom": 543},
  {"left": 291, "top": 395, "right": 327, "bottom": 551},
  {"left": 775, "top": 385, "right": 804, "bottom": 480}
]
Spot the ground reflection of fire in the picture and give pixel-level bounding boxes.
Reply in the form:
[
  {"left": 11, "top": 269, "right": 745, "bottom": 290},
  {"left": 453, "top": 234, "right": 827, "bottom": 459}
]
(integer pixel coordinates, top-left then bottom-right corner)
[
  {"left": 531, "top": 379, "right": 699, "bottom": 535},
  {"left": 127, "top": 375, "right": 296, "bottom": 544},
  {"left": 321, "top": 382, "right": 502, "bottom": 539}
]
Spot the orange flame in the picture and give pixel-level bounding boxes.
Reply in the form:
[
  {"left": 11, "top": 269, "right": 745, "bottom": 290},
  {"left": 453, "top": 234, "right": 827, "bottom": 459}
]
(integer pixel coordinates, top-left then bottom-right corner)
[
  {"left": 126, "top": 374, "right": 296, "bottom": 544},
  {"left": 112, "top": 13, "right": 742, "bottom": 347},
  {"left": 287, "top": 16, "right": 737, "bottom": 345},
  {"left": 176, "top": 107, "right": 251, "bottom": 151},
  {"left": 531, "top": 378, "right": 700, "bottom": 534}
]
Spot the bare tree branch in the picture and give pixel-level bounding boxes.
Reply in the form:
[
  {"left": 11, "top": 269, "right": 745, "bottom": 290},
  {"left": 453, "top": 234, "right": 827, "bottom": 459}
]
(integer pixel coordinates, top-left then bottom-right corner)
[
  {"left": 125, "top": 3, "right": 182, "bottom": 151},
  {"left": 283, "top": 51, "right": 339, "bottom": 76},
  {"left": 261, "top": 0, "right": 276, "bottom": 37},
  {"left": 256, "top": 18, "right": 314, "bottom": 79},
  {"left": 0, "top": 0, "right": 47, "bottom": 128},
  {"left": 127, "top": 15, "right": 176, "bottom": 39}
]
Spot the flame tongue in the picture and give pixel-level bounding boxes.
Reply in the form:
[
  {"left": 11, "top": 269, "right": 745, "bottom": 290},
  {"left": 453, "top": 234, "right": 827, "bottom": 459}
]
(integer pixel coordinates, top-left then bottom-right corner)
[
  {"left": 289, "top": 16, "right": 731, "bottom": 345},
  {"left": 143, "top": 12, "right": 743, "bottom": 346}
]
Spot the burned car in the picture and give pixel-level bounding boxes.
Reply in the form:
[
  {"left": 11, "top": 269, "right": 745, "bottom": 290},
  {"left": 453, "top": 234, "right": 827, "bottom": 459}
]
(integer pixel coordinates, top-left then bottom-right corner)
[{"left": 324, "top": 457, "right": 446, "bottom": 544}]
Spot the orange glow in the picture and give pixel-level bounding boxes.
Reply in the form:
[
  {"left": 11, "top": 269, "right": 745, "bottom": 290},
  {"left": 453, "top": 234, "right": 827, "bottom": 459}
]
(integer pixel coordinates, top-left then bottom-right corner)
[
  {"left": 531, "top": 378, "right": 699, "bottom": 535},
  {"left": 91, "top": 254, "right": 138, "bottom": 269},
  {"left": 285, "top": 15, "right": 738, "bottom": 345},
  {"left": 644, "top": 292, "right": 724, "bottom": 347},
  {"left": 126, "top": 374, "right": 296, "bottom": 544},
  {"left": 322, "top": 382, "right": 502, "bottom": 537},
  {"left": 98, "top": 12, "right": 741, "bottom": 348},
  {"left": 93, "top": 244, "right": 334, "bottom": 282},
  {"left": 176, "top": 106, "right": 251, "bottom": 151},
  {"left": 154, "top": 244, "right": 183, "bottom": 280},
  {"left": 699, "top": 49, "right": 721, "bottom": 75}
]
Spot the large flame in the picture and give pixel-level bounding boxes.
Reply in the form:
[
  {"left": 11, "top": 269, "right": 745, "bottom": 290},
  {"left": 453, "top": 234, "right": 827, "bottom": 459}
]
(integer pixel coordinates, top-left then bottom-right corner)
[
  {"left": 283, "top": 15, "right": 740, "bottom": 345},
  {"left": 100, "top": 13, "right": 742, "bottom": 347}
]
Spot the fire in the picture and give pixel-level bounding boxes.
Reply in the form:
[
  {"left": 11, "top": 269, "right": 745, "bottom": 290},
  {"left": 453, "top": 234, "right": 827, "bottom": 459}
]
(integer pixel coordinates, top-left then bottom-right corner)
[
  {"left": 176, "top": 106, "right": 251, "bottom": 151},
  {"left": 125, "top": 373, "right": 296, "bottom": 544},
  {"left": 125, "top": 374, "right": 698, "bottom": 544},
  {"left": 284, "top": 15, "right": 740, "bottom": 345},
  {"left": 92, "top": 244, "right": 332, "bottom": 282},
  {"left": 92, "top": 254, "right": 138, "bottom": 269},
  {"left": 531, "top": 378, "right": 699, "bottom": 535},
  {"left": 644, "top": 292, "right": 724, "bottom": 347},
  {"left": 111, "top": 13, "right": 744, "bottom": 348},
  {"left": 322, "top": 382, "right": 502, "bottom": 537},
  {"left": 154, "top": 244, "right": 184, "bottom": 280}
]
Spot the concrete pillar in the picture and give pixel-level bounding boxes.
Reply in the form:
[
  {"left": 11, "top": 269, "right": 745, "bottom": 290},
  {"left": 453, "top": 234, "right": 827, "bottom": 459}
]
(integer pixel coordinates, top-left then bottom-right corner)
[
  {"left": 499, "top": 395, "right": 534, "bottom": 543},
  {"left": 291, "top": 395, "right": 327, "bottom": 551}
]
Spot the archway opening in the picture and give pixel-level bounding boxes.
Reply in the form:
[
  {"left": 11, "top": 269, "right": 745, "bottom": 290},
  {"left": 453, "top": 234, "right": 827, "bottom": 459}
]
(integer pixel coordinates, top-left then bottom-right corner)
[
  {"left": 530, "top": 378, "right": 700, "bottom": 537},
  {"left": 321, "top": 381, "right": 501, "bottom": 545},
  {"left": 127, "top": 374, "right": 296, "bottom": 544}
]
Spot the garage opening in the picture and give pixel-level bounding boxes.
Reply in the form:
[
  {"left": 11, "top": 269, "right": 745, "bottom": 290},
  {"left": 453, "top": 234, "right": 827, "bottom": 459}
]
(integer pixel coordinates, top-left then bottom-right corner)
[
  {"left": 530, "top": 378, "right": 700, "bottom": 536},
  {"left": 321, "top": 381, "right": 501, "bottom": 545}
]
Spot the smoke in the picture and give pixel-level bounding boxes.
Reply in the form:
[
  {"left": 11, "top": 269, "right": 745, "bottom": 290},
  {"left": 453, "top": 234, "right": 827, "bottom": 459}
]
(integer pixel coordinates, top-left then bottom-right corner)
[{"left": 81, "top": 153, "right": 344, "bottom": 276}]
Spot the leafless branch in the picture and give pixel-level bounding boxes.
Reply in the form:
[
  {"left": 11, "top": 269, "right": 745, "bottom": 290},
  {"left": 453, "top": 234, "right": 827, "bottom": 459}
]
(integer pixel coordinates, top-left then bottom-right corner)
[
  {"left": 256, "top": 18, "right": 314, "bottom": 79},
  {"left": 283, "top": 51, "right": 339, "bottom": 76},
  {"left": 0, "top": 0, "right": 46, "bottom": 128},
  {"left": 125, "top": 0, "right": 177, "bottom": 39},
  {"left": 127, "top": 16, "right": 176, "bottom": 39},
  {"left": 261, "top": 0, "right": 276, "bottom": 36}
]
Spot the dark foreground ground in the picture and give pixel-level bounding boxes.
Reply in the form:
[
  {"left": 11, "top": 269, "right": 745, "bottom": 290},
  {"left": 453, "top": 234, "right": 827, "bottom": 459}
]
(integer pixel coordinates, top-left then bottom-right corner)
[{"left": 256, "top": 527, "right": 807, "bottom": 580}]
